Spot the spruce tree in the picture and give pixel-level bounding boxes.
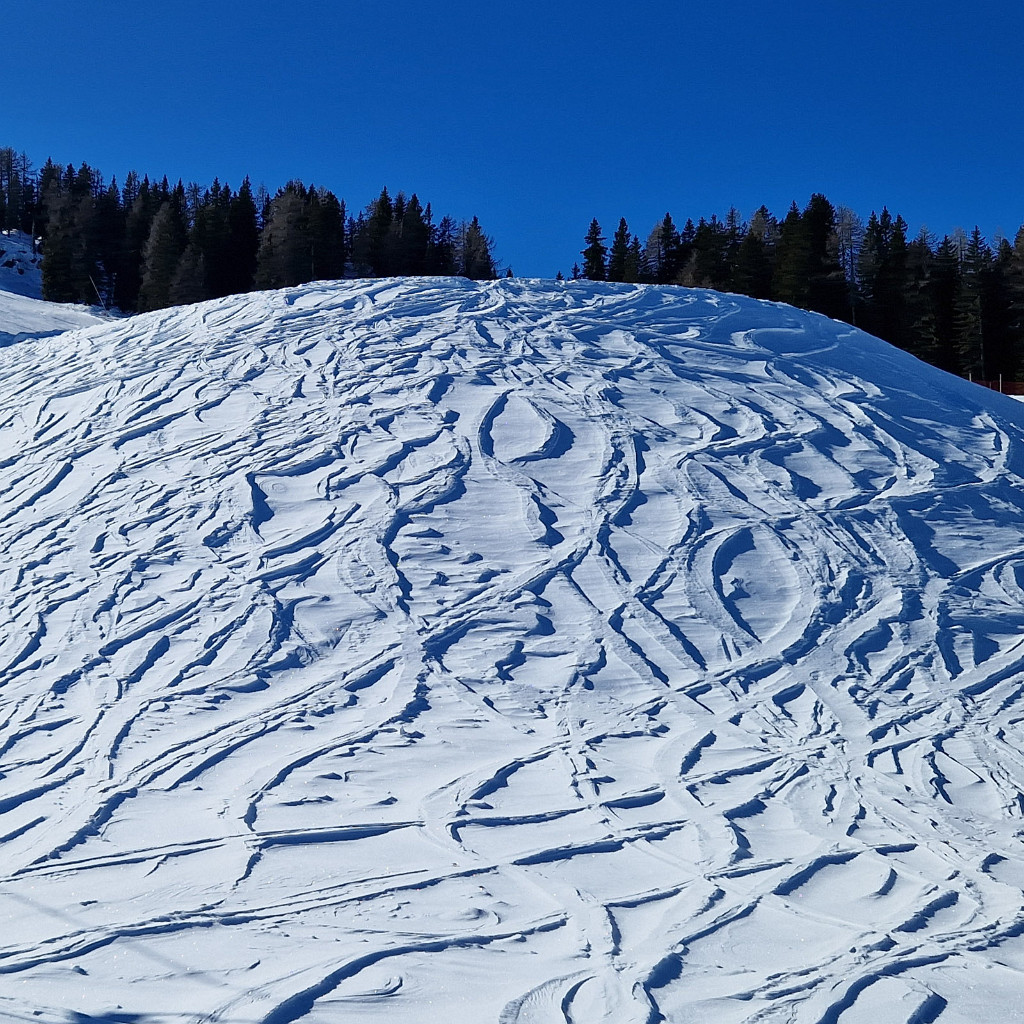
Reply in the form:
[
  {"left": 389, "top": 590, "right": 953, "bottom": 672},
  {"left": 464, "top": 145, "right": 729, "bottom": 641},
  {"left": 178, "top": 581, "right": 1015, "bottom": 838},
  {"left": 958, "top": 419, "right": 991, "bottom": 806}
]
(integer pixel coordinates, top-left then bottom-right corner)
[
  {"left": 193, "top": 179, "right": 232, "bottom": 298},
  {"left": 308, "top": 187, "right": 346, "bottom": 280},
  {"left": 92, "top": 179, "right": 124, "bottom": 306},
  {"left": 428, "top": 214, "right": 458, "bottom": 276},
  {"left": 723, "top": 207, "right": 744, "bottom": 287},
  {"left": 226, "top": 177, "right": 260, "bottom": 294},
  {"left": 857, "top": 210, "right": 890, "bottom": 337},
  {"left": 169, "top": 243, "right": 207, "bottom": 305},
  {"left": 41, "top": 191, "right": 77, "bottom": 303},
  {"left": 733, "top": 228, "right": 772, "bottom": 300},
  {"left": 116, "top": 177, "right": 156, "bottom": 311},
  {"left": 398, "top": 193, "right": 430, "bottom": 275},
  {"left": 627, "top": 234, "right": 647, "bottom": 283},
  {"left": 40, "top": 161, "right": 104, "bottom": 305},
  {"left": 582, "top": 218, "right": 607, "bottom": 281},
  {"left": 772, "top": 202, "right": 810, "bottom": 307},
  {"left": 1007, "top": 227, "right": 1024, "bottom": 372},
  {"left": 460, "top": 216, "right": 496, "bottom": 280},
  {"left": 954, "top": 227, "right": 992, "bottom": 377},
  {"left": 138, "top": 200, "right": 188, "bottom": 310},
  {"left": 877, "top": 213, "right": 911, "bottom": 349},
  {"left": 687, "top": 216, "right": 730, "bottom": 289},
  {"left": 986, "top": 238, "right": 1018, "bottom": 379},
  {"left": 607, "top": 218, "right": 631, "bottom": 282},
  {"left": 930, "top": 236, "right": 962, "bottom": 373},
  {"left": 802, "top": 194, "right": 847, "bottom": 319},
  {"left": 647, "top": 213, "right": 681, "bottom": 284},
  {"left": 902, "top": 227, "right": 938, "bottom": 362},
  {"left": 255, "top": 184, "right": 311, "bottom": 289},
  {"left": 364, "top": 187, "right": 394, "bottom": 276}
]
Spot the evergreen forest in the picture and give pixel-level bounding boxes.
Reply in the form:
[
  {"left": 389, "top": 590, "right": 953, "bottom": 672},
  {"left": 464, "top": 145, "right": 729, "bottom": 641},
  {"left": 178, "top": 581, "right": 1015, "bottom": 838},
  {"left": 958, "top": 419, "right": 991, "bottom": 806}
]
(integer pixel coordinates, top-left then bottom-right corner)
[
  {"left": 578, "top": 200, "right": 1024, "bottom": 384},
  {"left": 3, "top": 145, "right": 1024, "bottom": 384},
  {"left": 0, "top": 148, "right": 498, "bottom": 315}
]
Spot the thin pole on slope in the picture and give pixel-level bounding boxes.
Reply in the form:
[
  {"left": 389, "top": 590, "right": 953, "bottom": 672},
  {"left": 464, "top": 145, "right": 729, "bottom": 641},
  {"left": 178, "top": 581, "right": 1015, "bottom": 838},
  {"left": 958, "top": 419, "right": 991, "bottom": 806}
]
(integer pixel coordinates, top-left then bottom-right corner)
[{"left": 89, "top": 274, "right": 107, "bottom": 311}]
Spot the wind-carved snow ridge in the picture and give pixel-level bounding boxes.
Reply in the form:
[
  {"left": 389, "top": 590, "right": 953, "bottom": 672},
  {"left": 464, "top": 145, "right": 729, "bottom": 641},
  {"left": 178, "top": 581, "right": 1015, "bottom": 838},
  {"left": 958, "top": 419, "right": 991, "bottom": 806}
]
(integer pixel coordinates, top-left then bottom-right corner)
[{"left": 3, "top": 277, "right": 1024, "bottom": 1022}]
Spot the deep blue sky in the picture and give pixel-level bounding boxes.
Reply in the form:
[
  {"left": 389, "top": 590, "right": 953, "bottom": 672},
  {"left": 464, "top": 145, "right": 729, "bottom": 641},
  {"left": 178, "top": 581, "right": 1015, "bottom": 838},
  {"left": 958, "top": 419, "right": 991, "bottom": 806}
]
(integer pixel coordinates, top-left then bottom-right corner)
[{"left": 7, "top": 0, "right": 1023, "bottom": 277}]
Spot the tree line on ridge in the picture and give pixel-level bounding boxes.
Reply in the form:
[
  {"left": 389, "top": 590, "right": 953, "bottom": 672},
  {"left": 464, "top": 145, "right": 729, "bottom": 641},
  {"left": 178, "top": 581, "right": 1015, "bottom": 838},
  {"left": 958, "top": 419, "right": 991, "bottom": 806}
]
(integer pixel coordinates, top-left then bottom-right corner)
[
  {"left": 4, "top": 146, "right": 1023, "bottom": 383},
  {"left": 577, "top": 197, "right": 1024, "bottom": 382},
  {"left": 0, "top": 148, "right": 497, "bottom": 314}
]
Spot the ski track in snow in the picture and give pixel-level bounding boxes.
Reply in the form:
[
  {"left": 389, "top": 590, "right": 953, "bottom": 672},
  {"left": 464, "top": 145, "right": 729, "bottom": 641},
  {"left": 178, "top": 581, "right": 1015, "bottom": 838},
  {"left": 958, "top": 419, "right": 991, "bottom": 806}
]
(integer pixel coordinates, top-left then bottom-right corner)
[{"left": 3, "top": 277, "right": 1024, "bottom": 1021}]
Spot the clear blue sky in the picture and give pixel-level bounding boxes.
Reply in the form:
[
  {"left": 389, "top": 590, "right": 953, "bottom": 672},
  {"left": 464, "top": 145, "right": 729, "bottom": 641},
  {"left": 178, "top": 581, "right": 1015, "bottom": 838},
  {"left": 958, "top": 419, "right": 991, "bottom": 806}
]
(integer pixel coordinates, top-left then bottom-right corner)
[{"left": 7, "top": 0, "right": 1023, "bottom": 277}]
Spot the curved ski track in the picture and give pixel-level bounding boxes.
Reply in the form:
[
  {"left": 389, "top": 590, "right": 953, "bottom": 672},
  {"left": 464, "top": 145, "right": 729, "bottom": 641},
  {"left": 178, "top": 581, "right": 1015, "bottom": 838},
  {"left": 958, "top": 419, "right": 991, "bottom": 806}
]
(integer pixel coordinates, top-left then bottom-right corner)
[{"left": 2, "top": 278, "right": 1024, "bottom": 1022}]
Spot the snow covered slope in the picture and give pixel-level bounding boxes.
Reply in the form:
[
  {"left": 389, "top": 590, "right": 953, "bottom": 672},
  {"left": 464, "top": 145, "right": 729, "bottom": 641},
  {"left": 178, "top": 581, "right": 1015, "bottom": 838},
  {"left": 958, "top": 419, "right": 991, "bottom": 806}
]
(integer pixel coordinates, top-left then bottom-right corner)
[
  {"left": 0, "top": 232, "right": 106, "bottom": 344},
  {"left": 3, "top": 278, "right": 1024, "bottom": 1023},
  {"left": 0, "top": 288, "right": 106, "bottom": 346},
  {"left": 0, "top": 229, "right": 44, "bottom": 298}
]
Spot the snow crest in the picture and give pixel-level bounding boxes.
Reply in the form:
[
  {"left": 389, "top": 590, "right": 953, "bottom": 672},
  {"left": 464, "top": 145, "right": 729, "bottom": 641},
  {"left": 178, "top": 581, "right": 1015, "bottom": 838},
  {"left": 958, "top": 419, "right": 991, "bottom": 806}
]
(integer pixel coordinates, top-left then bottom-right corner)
[{"left": 3, "top": 278, "right": 1024, "bottom": 1022}]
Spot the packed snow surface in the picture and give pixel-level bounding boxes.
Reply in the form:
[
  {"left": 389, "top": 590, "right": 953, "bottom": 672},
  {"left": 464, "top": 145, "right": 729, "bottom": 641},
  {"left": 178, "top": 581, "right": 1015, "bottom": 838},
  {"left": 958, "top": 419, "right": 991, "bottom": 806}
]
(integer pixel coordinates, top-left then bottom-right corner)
[
  {"left": 4, "top": 278, "right": 1024, "bottom": 1023},
  {"left": 0, "top": 289, "right": 106, "bottom": 347}
]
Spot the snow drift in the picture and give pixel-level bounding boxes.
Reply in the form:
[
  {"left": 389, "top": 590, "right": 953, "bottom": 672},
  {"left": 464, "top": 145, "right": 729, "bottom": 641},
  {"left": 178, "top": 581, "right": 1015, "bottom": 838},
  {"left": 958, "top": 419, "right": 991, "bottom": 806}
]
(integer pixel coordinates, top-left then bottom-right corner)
[{"left": 3, "top": 277, "right": 1024, "bottom": 1023}]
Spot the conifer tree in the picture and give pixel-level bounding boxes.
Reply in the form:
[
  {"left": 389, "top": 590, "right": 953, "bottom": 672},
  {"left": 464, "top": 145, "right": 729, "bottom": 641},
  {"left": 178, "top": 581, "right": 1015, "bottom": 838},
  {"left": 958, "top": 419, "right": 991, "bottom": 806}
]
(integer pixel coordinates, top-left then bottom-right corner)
[
  {"left": 0, "top": 148, "right": 31, "bottom": 231},
  {"left": 723, "top": 207, "right": 744, "bottom": 286},
  {"left": 802, "top": 193, "right": 847, "bottom": 319},
  {"left": 193, "top": 178, "right": 232, "bottom": 298},
  {"left": 255, "top": 183, "right": 311, "bottom": 289},
  {"left": 879, "top": 213, "right": 911, "bottom": 349},
  {"left": 1007, "top": 227, "right": 1024, "bottom": 365},
  {"left": 308, "top": 187, "right": 346, "bottom": 281},
  {"left": 226, "top": 177, "right": 260, "bottom": 294},
  {"left": 929, "top": 236, "right": 962, "bottom": 373},
  {"left": 835, "top": 206, "right": 864, "bottom": 324},
  {"left": 397, "top": 193, "right": 429, "bottom": 275},
  {"left": 428, "top": 214, "right": 458, "bottom": 275},
  {"left": 40, "top": 160, "right": 104, "bottom": 304},
  {"left": 92, "top": 179, "right": 124, "bottom": 306},
  {"left": 40, "top": 191, "right": 77, "bottom": 303},
  {"left": 138, "top": 198, "right": 188, "bottom": 310},
  {"left": 116, "top": 176, "right": 156, "bottom": 311},
  {"left": 900, "top": 227, "right": 940, "bottom": 364},
  {"left": 686, "top": 215, "right": 730, "bottom": 289},
  {"left": 986, "top": 237, "right": 1018, "bottom": 378},
  {"left": 647, "top": 213, "right": 682, "bottom": 284},
  {"left": 733, "top": 228, "right": 772, "bottom": 299},
  {"left": 954, "top": 227, "right": 992, "bottom": 377},
  {"left": 582, "top": 219, "right": 607, "bottom": 281},
  {"left": 607, "top": 218, "right": 631, "bottom": 282},
  {"left": 460, "top": 216, "right": 496, "bottom": 280},
  {"left": 363, "top": 187, "right": 394, "bottom": 276},
  {"left": 772, "top": 202, "right": 810, "bottom": 307},
  {"left": 627, "top": 234, "right": 648, "bottom": 283},
  {"left": 169, "top": 243, "right": 206, "bottom": 305}
]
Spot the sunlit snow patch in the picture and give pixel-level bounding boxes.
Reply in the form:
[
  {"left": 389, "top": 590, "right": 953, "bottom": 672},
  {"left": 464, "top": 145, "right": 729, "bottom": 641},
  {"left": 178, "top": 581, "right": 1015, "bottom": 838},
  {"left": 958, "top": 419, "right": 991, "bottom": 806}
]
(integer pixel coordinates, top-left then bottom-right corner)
[{"left": 0, "top": 278, "right": 1023, "bottom": 1023}]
